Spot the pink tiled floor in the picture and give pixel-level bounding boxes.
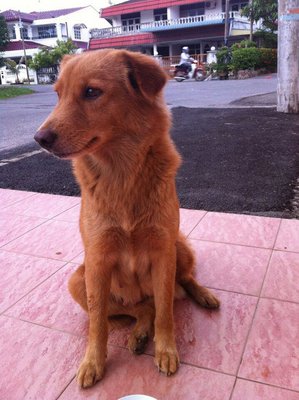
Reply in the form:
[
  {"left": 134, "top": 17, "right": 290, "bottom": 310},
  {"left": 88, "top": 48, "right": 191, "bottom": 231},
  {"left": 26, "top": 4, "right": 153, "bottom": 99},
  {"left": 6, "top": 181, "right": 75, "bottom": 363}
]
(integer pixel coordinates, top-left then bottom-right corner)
[{"left": 0, "top": 188, "right": 299, "bottom": 400}]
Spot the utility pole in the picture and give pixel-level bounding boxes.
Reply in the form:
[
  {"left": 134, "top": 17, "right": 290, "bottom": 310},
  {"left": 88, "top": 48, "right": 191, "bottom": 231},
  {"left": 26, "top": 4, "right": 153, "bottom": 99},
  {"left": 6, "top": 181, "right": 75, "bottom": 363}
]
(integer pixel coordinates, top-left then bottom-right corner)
[
  {"left": 249, "top": 0, "right": 253, "bottom": 41},
  {"left": 19, "top": 14, "right": 30, "bottom": 85},
  {"left": 277, "top": 0, "right": 299, "bottom": 113},
  {"left": 224, "top": 0, "right": 230, "bottom": 46}
]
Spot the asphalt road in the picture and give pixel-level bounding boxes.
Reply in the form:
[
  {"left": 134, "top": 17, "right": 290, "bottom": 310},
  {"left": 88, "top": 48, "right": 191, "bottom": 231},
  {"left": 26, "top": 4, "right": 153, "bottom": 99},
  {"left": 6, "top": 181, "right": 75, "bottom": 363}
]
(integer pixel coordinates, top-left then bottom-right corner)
[
  {"left": 0, "top": 75, "right": 277, "bottom": 150},
  {"left": 1, "top": 75, "right": 298, "bottom": 219}
]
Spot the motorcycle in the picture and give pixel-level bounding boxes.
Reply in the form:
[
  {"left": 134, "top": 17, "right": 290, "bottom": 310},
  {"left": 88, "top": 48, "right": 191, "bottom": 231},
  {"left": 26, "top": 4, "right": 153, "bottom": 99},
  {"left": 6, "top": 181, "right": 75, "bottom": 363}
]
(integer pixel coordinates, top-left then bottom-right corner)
[{"left": 173, "top": 61, "right": 205, "bottom": 82}]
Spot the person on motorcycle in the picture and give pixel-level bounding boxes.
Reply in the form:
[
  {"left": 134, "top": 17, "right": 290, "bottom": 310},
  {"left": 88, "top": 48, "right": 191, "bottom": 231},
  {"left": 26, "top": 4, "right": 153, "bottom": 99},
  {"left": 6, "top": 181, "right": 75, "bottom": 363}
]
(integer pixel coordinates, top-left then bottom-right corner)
[{"left": 179, "top": 46, "right": 195, "bottom": 73}]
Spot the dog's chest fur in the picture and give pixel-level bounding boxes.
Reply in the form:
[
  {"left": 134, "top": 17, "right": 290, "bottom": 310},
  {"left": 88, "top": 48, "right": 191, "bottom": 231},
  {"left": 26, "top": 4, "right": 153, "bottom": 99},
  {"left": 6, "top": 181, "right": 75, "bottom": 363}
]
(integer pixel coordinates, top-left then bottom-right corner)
[{"left": 73, "top": 141, "right": 180, "bottom": 305}]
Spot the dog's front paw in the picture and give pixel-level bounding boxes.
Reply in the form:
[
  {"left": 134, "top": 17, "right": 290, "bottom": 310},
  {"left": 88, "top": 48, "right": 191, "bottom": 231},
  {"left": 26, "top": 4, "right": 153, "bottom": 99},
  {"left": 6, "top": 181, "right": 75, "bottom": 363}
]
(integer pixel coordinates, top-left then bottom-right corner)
[
  {"left": 77, "top": 357, "right": 105, "bottom": 388},
  {"left": 155, "top": 345, "right": 180, "bottom": 376}
]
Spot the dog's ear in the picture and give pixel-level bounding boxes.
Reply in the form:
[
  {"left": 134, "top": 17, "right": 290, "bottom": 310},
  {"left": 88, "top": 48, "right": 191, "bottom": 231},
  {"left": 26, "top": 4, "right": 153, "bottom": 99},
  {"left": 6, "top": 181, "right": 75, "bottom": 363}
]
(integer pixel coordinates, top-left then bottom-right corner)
[{"left": 122, "top": 51, "right": 168, "bottom": 100}]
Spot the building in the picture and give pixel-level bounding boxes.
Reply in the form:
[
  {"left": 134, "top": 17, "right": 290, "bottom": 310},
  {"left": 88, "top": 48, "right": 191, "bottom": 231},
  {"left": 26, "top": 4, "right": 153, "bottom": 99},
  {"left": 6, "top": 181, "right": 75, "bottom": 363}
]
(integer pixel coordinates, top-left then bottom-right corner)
[
  {"left": 89, "top": 0, "right": 258, "bottom": 57},
  {"left": 0, "top": 6, "right": 111, "bottom": 63}
]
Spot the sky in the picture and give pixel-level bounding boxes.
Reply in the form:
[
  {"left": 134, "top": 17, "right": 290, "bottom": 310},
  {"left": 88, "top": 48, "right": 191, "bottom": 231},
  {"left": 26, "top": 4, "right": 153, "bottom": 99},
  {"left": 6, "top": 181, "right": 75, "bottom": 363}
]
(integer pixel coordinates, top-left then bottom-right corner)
[{"left": 0, "top": 0, "right": 117, "bottom": 13}]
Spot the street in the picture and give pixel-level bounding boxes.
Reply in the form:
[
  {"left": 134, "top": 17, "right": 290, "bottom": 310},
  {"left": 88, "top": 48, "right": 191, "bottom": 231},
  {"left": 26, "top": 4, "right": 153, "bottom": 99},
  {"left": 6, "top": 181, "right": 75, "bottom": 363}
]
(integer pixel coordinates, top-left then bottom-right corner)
[
  {"left": 0, "top": 75, "right": 277, "bottom": 151},
  {"left": 1, "top": 74, "right": 298, "bottom": 219}
]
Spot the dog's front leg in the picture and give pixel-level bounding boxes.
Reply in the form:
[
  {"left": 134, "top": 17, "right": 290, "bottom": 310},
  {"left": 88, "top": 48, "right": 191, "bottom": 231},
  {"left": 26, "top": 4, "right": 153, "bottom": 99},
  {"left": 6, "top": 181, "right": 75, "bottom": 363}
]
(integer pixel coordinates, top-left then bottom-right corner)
[
  {"left": 77, "top": 249, "right": 114, "bottom": 388},
  {"left": 151, "top": 244, "right": 179, "bottom": 375}
]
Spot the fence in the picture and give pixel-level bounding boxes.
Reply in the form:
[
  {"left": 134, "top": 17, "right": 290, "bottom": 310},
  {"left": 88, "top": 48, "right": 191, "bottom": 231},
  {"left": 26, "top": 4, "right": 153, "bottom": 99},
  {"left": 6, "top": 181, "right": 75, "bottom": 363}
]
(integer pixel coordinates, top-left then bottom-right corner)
[{"left": 36, "top": 65, "right": 59, "bottom": 84}]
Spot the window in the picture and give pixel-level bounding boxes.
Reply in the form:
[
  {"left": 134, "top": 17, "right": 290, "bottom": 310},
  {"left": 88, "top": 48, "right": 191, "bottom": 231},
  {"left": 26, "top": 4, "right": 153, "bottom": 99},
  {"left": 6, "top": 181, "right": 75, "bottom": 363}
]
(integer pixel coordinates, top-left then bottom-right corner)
[
  {"left": 121, "top": 12, "right": 140, "bottom": 31},
  {"left": 8, "top": 25, "right": 16, "bottom": 39},
  {"left": 154, "top": 8, "right": 167, "bottom": 22},
  {"left": 180, "top": 3, "right": 205, "bottom": 18},
  {"left": 228, "top": 0, "right": 249, "bottom": 12},
  {"left": 74, "top": 26, "right": 81, "bottom": 40},
  {"left": 37, "top": 25, "right": 57, "bottom": 39},
  {"left": 20, "top": 26, "right": 29, "bottom": 39}
]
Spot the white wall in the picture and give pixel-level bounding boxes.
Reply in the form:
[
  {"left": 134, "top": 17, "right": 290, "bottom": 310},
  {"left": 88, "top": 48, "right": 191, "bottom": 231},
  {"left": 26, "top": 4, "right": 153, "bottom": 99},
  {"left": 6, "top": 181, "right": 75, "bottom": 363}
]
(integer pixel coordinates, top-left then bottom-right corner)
[
  {"left": 168, "top": 6, "right": 180, "bottom": 20},
  {"left": 111, "top": 16, "right": 122, "bottom": 27},
  {"left": 0, "top": 65, "right": 37, "bottom": 84},
  {"left": 205, "top": 0, "right": 223, "bottom": 15},
  {"left": 141, "top": 9, "right": 154, "bottom": 23}
]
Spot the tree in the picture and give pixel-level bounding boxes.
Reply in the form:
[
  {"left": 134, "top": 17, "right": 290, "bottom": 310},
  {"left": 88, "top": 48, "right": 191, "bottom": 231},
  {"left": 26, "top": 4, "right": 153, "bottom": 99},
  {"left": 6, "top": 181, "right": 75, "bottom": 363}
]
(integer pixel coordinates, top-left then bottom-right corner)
[
  {"left": 242, "top": 0, "right": 278, "bottom": 34},
  {"left": 29, "top": 39, "right": 78, "bottom": 70},
  {"left": 0, "top": 16, "right": 10, "bottom": 67},
  {"left": 4, "top": 59, "right": 20, "bottom": 83}
]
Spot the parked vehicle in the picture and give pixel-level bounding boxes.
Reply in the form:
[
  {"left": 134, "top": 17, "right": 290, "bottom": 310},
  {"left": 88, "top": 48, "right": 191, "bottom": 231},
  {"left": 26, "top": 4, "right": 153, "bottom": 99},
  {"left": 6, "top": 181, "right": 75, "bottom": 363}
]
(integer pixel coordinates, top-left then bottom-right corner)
[{"left": 174, "top": 61, "right": 205, "bottom": 82}]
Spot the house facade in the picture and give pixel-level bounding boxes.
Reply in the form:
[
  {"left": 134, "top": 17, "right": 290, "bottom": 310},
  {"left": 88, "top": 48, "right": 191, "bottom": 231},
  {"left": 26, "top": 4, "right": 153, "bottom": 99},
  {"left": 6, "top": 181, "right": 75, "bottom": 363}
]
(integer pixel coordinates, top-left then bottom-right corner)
[
  {"left": 0, "top": 6, "right": 111, "bottom": 62},
  {"left": 89, "top": 0, "right": 257, "bottom": 56}
]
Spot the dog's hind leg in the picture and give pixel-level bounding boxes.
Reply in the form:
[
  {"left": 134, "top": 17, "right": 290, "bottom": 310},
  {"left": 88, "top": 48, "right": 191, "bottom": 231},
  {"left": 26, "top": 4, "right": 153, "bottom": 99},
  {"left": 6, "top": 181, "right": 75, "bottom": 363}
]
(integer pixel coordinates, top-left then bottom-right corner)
[
  {"left": 68, "top": 264, "right": 88, "bottom": 311},
  {"left": 68, "top": 264, "right": 154, "bottom": 353},
  {"left": 127, "top": 299, "right": 155, "bottom": 355},
  {"left": 176, "top": 234, "right": 220, "bottom": 309},
  {"left": 109, "top": 298, "right": 155, "bottom": 355}
]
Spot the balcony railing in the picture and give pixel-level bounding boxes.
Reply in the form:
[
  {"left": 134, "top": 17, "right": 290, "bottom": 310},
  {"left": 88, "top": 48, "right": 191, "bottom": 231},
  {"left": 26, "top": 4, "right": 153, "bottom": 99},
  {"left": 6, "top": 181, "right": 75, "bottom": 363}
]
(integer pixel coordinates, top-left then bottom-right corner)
[{"left": 90, "top": 11, "right": 244, "bottom": 39}]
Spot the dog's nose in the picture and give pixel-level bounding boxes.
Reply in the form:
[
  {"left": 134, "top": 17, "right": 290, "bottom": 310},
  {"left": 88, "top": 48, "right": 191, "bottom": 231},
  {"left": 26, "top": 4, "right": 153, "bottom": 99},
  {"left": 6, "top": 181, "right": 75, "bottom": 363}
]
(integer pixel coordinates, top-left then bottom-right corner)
[{"left": 34, "top": 129, "right": 58, "bottom": 149}]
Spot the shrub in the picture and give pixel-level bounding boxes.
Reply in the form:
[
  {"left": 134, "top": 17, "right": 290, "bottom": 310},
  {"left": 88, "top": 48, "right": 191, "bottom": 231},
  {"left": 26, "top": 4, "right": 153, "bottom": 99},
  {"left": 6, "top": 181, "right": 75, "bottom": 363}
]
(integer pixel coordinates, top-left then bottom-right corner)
[
  {"left": 254, "top": 30, "right": 277, "bottom": 48},
  {"left": 231, "top": 40, "right": 257, "bottom": 51},
  {"left": 258, "top": 48, "right": 277, "bottom": 71},
  {"left": 214, "top": 46, "right": 232, "bottom": 74},
  {"left": 230, "top": 47, "right": 261, "bottom": 71}
]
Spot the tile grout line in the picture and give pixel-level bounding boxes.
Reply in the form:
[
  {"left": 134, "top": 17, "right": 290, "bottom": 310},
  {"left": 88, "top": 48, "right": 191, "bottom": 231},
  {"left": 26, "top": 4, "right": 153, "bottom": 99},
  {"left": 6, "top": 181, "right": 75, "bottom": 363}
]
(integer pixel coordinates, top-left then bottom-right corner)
[
  {"left": 187, "top": 235, "right": 297, "bottom": 252},
  {"left": 0, "top": 246, "right": 83, "bottom": 263},
  {"left": 55, "top": 375, "right": 76, "bottom": 400},
  {"left": 0, "top": 262, "right": 71, "bottom": 316},
  {"left": 106, "top": 342, "right": 241, "bottom": 380},
  {"left": 235, "top": 376, "right": 299, "bottom": 395},
  {"left": 185, "top": 210, "right": 208, "bottom": 238},
  {"left": 0, "top": 191, "right": 38, "bottom": 210},
  {"left": 234, "top": 227, "right": 279, "bottom": 383},
  {"left": 228, "top": 377, "right": 238, "bottom": 400},
  {"left": 46, "top": 200, "right": 81, "bottom": 221},
  {"left": 0, "top": 313, "right": 86, "bottom": 339},
  {"left": 0, "top": 247, "right": 82, "bottom": 264},
  {"left": 0, "top": 218, "right": 50, "bottom": 249}
]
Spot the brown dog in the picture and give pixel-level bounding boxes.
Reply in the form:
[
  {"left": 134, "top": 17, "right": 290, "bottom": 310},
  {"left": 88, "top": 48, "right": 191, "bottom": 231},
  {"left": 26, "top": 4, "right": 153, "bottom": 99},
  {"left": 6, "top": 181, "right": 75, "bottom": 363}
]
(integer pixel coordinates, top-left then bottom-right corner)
[{"left": 34, "top": 49, "right": 220, "bottom": 388}]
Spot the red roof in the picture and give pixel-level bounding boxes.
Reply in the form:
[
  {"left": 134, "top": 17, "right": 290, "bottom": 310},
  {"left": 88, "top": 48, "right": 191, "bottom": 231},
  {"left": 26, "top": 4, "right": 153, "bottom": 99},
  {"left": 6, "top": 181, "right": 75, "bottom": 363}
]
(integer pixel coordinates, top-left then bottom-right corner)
[
  {"left": 89, "top": 33, "right": 154, "bottom": 49},
  {"left": 0, "top": 7, "right": 86, "bottom": 23},
  {"left": 5, "top": 40, "right": 49, "bottom": 51},
  {"left": 89, "top": 24, "right": 224, "bottom": 49},
  {"left": 0, "top": 10, "right": 34, "bottom": 23},
  {"left": 102, "top": 0, "right": 205, "bottom": 17},
  {"left": 30, "top": 7, "right": 85, "bottom": 20}
]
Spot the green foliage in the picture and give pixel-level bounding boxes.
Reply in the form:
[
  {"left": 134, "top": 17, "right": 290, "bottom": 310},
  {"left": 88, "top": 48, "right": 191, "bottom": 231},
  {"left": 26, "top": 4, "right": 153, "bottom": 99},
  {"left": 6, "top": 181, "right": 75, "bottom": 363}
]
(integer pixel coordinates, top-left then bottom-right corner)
[
  {"left": 230, "top": 47, "right": 261, "bottom": 71},
  {"left": 254, "top": 29, "right": 277, "bottom": 48},
  {"left": 213, "top": 46, "right": 232, "bottom": 74},
  {"left": 258, "top": 48, "right": 277, "bottom": 71},
  {"left": 0, "top": 86, "right": 34, "bottom": 99},
  {"left": 4, "top": 58, "right": 22, "bottom": 83},
  {"left": 4, "top": 58, "right": 17, "bottom": 73},
  {"left": 215, "top": 41, "right": 277, "bottom": 75},
  {"left": 231, "top": 40, "right": 257, "bottom": 51},
  {"left": 29, "top": 39, "right": 77, "bottom": 70},
  {"left": 0, "top": 16, "right": 10, "bottom": 50},
  {"left": 241, "top": 0, "right": 278, "bottom": 33}
]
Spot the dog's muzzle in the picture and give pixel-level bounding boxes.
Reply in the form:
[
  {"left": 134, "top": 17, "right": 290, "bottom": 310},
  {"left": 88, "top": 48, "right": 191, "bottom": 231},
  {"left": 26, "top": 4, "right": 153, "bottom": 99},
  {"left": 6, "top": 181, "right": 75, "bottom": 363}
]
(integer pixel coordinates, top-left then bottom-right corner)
[{"left": 34, "top": 129, "right": 58, "bottom": 150}]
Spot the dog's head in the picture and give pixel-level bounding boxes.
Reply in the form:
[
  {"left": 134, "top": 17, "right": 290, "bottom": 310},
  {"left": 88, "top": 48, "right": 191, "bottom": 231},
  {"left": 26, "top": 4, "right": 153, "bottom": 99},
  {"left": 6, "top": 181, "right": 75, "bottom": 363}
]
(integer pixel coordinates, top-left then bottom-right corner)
[{"left": 34, "top": 49, "right": 169, "bottom": 159}]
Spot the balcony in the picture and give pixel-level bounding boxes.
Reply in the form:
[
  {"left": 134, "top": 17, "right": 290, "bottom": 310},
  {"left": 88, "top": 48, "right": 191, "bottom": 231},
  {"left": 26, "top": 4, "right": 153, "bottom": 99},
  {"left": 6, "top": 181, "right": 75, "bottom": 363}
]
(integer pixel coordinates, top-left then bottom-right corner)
[{"left": 90, "top": 11, "right": 245, "bottom": 39}]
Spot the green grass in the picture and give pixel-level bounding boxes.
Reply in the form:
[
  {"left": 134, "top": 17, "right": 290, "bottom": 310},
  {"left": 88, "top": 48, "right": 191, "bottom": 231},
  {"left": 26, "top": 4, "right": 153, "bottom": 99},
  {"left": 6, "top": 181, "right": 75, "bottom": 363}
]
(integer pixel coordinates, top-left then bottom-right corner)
[{"left": 0, "top": 86, "right": 35, "bottom": 99}]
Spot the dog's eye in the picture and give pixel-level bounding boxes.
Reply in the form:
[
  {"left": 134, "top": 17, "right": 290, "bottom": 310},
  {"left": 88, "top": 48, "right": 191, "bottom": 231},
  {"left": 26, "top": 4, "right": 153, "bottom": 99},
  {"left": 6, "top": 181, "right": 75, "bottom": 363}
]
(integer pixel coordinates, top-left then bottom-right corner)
[{"left": 85, "top": 87, "right": 102, "bottom": 99}]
